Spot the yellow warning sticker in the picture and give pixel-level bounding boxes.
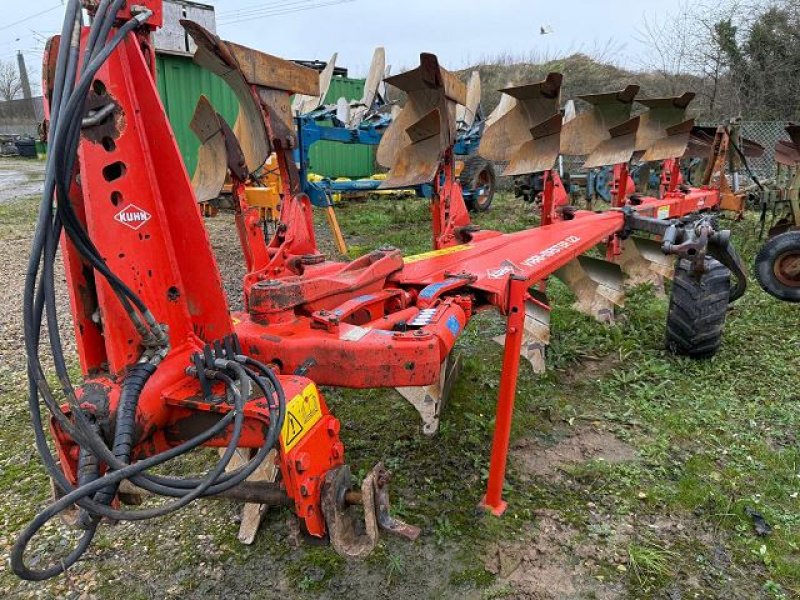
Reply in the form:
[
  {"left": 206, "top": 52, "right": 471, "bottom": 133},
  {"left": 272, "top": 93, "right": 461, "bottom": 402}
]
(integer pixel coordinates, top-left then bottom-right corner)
[
  {"left": 280, "top": 383, "right": 323, "bottom": 453},
  {"left": 403, "top": 244, "right": 471, "bottom": 264},
  {"left": 657, "top": 205, "right": 671, "bottom": 220}
]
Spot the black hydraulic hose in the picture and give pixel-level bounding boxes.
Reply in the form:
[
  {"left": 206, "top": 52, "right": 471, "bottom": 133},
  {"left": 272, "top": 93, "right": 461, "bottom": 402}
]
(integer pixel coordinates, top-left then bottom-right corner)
[
  {"left": 32, "top": 8, "right": 153, "bottom": 445},
  {"left": 76, "top": 429, "right": 102, "bottom": 496},
  {"left": 76, "top": 420, "right": 102, "bottom": 529},
  {"left": 23, "top": 369, "right": 242, "bottom": 519},
  {"left": 23, "top": 0, "right": 88, "bottom": 471},
  {"left": 12, "top": 374, "right": 244, "bottom": 581},
  {"left": 15, "top": 360, "right": 283, "bottom": 578},
  {"left": 27, "top": 4, "right": 136, "bottom": 390},
  {"left": 729, "top": 138, "right": 764, "bottom": 192},
  {"left": 16, "top": 3, "right": 289, "bottom": 582},
  {"left": 117, "top": 365, "right": 283, "bottom": 497},
  {"left": 20, "top": 234, "right": 285, "bottom": 578},
  {"left": 27, "top": 360, "right": 258, "bottom": 519},
  {"left": 32, "top": 287, "right": 280, "bottom": 502},
  {"left": 91, "top": 362, "right": 157, "bottom": 507},
  {"left": 82, "top": 0, "right": 111, "bottom": 64},
  {"left": 44, "top": 362, "right": 269, "bottom": 501},
  {"left": 23, "top": 0, "right": 79, "bottom": 355},
  {"left": 15, "top": 10, "right": 138, "bottom": 579},
  {"left": 84, "top": 1, "right": 128, "bottom": 69}
]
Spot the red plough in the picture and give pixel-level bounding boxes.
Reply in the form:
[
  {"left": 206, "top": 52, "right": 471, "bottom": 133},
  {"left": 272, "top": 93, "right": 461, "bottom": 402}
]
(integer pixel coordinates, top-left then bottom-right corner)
[{"left": 13, "top": 1, "right": 747, "bottom": 581}]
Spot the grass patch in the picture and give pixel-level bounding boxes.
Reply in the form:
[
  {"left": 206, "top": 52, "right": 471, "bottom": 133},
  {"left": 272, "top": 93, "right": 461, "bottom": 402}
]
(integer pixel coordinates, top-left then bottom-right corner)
[
  {"left": 0, "top": 196, "right": 39, "bottom": 240},
  {"left": 1, "top": 191, "right": 798, "bottom": 599},
  {"left": 320, "top": 193, "right": 800, "bottom": 597},
  {"left": 627, "top": 541, "right": 677, "bottom": 586}
]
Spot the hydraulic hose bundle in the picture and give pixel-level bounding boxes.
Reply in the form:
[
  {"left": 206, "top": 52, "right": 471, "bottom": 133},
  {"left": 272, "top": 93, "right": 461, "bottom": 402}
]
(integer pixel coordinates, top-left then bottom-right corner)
[{"left": 13, "top": 1, "right": 285, "bottom": 581}]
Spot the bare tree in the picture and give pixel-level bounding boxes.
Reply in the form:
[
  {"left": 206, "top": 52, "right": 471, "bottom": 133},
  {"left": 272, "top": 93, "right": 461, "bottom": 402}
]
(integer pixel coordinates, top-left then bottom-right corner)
[
  {"left": 687, "top": 2, "right": 746, "bottom": 118},
  {"left": 636, "top": 0, "right": 759, "bottom": 119},
  {"left": 0, "top": 60, "right": 23, "bottom": 102},
  {"left": 636, "top": 3, "right": 696, "bottom": 96}
]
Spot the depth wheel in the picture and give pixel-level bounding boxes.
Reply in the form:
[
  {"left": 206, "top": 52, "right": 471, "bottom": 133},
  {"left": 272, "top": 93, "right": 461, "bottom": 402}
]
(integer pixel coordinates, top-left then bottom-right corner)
[
  {"left": 460, "top": 155, "right": 496, "bottom": 212},
  {"left": 754, "top": 231, "right": 800, "bottom": 303},
  {"left": 666, "top": 258, "right": 731, "bottom": 359}
]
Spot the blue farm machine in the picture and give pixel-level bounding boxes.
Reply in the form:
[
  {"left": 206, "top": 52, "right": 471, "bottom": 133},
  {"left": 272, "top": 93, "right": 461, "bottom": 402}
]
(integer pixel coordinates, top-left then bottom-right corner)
[
  {"left": 189, "top": 49, "right": 496, "bottom": 255},
  {"left": 293, "top": 51, "right": 496, "bottom": 213}
]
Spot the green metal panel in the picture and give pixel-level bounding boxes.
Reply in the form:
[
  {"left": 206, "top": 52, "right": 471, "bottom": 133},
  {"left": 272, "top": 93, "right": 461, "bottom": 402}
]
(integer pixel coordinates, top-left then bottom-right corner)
[
  {"left": 155, "top": 53, "right": 239, "bottom": 177},
  {"left": 154, "top": 55, "right": 376, "bottom": 179},
  {"left": 308, "top": 77, "right": 377, "bottom": 179},
  {"left": 324, "top": 78, "right": 366, "bottom": 104}
]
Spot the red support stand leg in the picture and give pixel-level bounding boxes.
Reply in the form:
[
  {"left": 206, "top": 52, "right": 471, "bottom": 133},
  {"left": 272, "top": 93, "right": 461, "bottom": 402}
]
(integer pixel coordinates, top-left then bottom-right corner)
[
  {"left": 606, "top": 163, "right": 630, "bottom": 260},
  {"left": 541, "top": 170, "right": 555, "bottom": 226},
  {"left": 480, "top": 276, "right": 528, "bottom": 516}
]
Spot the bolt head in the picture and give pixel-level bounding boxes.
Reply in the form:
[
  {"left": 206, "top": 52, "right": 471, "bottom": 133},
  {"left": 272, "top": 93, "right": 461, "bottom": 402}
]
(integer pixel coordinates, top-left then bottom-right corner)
[
  {"left": 327, "top": 418, "right": 341, "bottom": 437},
  {"left": 331, "top": 442, "right": 344, "bottom": 459},
  {"left": 295, "top": 452, "right": 310, "bottom": 472}
]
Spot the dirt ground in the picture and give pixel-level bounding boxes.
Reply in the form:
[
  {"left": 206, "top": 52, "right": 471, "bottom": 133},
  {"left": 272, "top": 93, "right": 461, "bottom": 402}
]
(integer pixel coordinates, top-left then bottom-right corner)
[
  {"left": 0, "top": 159, "right": 44, "bottom": 205},
  {"left": 0, "top": 158, "right": 796, "bottom": 599}
]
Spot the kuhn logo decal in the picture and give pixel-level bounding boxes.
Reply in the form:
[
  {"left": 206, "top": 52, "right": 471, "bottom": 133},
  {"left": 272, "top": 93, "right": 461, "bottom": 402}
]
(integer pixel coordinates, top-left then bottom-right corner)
[
  {"left": 488, "top": 260, "right": 519, "bottom": 279},
  {"left": 114, "top": 204, "right": 151, "bottom": 230},
  {"left": 488, "top": 266, "right": 515, "bottom": 279}
]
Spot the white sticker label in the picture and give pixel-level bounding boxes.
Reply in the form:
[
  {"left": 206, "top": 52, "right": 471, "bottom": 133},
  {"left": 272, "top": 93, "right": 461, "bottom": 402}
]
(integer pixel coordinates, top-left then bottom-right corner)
[
  {"left": 486, "top": 236, "right": 581, "bottom": 279},
  {"left": 520, "top": 235, "right": 581, "bottom": 267},
  {"left": 114, "top": 204, "right": 152, "bottom": 230},
  {"left": 657, "top": 205, "right": 670, "bottom": 220}
]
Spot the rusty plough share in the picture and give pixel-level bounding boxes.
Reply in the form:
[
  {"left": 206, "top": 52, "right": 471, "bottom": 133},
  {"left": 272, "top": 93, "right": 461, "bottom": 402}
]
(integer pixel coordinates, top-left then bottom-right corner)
[{"left": 13, "top": 0, "right": 748, "bottom": 581}]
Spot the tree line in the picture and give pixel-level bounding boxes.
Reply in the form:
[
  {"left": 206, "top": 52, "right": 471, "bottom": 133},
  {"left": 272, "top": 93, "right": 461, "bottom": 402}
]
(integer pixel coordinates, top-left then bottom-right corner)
[{"left": 640, "top": 0, "right": 800, "bottom": 121}]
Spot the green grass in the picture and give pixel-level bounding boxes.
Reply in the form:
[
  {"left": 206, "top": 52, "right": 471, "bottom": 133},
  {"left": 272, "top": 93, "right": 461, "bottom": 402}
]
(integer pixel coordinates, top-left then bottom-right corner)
[
  {"left": 0, "top": 196, "right": 38, "bottom": 240},
  {"left": 318, "top": 192, "right": 800, "bottom": 598},
  {"left": 627, "top": 541, "right": 677, "bottom": 586},
  {"left": 1, "top": 192, "right": 798, "bottom": 599}
]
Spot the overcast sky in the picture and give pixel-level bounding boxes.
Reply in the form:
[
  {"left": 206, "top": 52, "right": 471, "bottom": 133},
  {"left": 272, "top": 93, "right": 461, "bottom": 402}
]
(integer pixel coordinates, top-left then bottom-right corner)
[{"left": 0, "top": 0, "right": 676, "bottom": 93}]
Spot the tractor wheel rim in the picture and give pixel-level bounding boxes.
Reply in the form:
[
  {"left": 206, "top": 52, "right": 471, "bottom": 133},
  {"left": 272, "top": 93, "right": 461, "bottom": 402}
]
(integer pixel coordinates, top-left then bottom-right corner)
[
  {"left": 773, "top": 250, "right": 800, "bottom": 287},
  {"left": 475, "top": 170, "right": 492, "bottom": 208}
]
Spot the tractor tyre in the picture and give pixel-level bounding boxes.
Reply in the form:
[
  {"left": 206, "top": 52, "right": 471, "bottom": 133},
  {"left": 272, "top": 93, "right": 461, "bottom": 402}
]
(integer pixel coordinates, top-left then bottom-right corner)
[
  {"left": 666, "top": 258, "right": 731, "bottom": 359},
  {"left": 460, "top": 155, "right": 496, "bottom": 212},
  {"left": 754, "top": 231, "right": 800, "bottom": 303}
]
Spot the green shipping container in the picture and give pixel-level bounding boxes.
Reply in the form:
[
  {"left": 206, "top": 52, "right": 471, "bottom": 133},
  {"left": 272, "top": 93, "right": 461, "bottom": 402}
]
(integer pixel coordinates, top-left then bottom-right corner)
[
  {"left": 154, "top": 53, "right": 376, "bottom": 179},
  {"left": 155, "top": 53, "right": 239, "bottom": 177}
]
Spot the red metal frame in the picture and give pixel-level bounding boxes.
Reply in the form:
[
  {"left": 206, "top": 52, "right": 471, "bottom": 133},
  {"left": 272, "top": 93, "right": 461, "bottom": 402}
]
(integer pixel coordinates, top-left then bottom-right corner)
[
  {"left": 539, "top": 170, "right": 570, "bottom": 227},
  {"left": 51, "top": 9, "right": 341, "bottom": 538},
  {"left": 235, "top": 187, "right": 722, "bottom": 513},
  {"left": 659, "top": 158, "right": 683, "bottom": 196},
  {"left": 431, "top": 149, "right": 473, "bottom": 249},
  {"left": 480, "top": 275, "right": 527, "bottom": 514},
  {"left": 48, "top": 4, "right": 734, "bottom": 539}
]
